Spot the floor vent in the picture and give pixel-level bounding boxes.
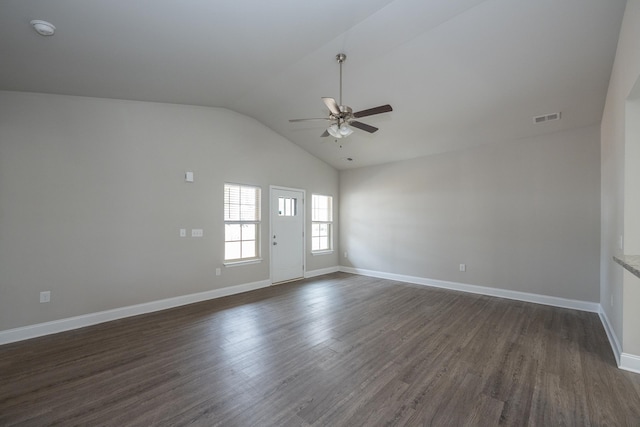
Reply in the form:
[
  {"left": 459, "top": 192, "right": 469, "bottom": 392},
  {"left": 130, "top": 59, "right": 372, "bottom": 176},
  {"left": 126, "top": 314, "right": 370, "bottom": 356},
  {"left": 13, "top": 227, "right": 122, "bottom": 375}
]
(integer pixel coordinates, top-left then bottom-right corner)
[{"left": 533, "top": 112, "right": 561, "bottom": 124}]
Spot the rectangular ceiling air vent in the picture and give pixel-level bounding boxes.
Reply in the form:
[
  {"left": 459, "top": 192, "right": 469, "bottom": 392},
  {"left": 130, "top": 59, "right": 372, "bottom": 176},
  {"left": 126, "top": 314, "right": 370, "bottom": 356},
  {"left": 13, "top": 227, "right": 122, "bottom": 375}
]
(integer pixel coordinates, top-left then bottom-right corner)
[{"left": 533, "top": 112, "right": 561, "bottom": 124}]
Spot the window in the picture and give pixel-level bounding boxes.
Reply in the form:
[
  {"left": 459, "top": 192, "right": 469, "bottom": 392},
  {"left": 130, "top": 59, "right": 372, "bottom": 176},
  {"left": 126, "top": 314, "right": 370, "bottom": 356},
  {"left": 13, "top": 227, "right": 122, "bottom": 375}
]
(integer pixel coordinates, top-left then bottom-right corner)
[
  {"left": 278, "top": 197, "right": 297, "bottom": 216},
  {"left": 312, "top": 194, "right": 333, "bottom": 252},
  {"left": 224, "top": 183, "right": 261, "bottom": 263}
]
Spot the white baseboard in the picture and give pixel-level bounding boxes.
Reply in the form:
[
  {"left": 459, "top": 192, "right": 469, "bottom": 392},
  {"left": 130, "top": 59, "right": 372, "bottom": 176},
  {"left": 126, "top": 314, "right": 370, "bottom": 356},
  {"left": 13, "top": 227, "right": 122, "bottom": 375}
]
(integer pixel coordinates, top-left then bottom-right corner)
[
  {"left": 620, "top": 353, "right": 640, "bottom": 374},
  {"left": 339, "top": 266, "right": 600, "bottom": 312},
  {"left": 305, "top": 266, "right": 340, "bottom": 279},
  {"left": 598, "top": 308, "right": 622, "bottom": 366},
  {"left": 340, "top": 266, "right": 640, "bottom": 372},
  {"left": 0, "top": 279, "right": 271, "bottom": 345}
]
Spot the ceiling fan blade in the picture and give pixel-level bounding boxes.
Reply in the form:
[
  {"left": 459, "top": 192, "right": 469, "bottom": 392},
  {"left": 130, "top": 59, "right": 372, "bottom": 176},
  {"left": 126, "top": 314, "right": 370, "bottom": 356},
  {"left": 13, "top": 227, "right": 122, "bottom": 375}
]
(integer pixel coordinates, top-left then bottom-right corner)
[
  {"left": 353, "top": 104, "right": 393, "bottom": 118},
  {"left": 322, "top": 97, "right": 341, "bottom": 115},
  {"left": 289, "top": 118, "right": 331, "bottom": 122},
  {"left": 350, "top": 121, "right": 379, "bottom": 133},
  {"left": 321, "top": 130, "right": 330, "bottom": 137}
]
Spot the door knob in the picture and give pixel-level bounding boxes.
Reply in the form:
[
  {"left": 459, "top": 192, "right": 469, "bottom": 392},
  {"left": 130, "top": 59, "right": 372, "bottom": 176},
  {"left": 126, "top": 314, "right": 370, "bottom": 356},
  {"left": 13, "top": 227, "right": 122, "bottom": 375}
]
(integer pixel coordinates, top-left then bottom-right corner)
[{"left": 273, "top": 242, "right": 278, "bottom": 245}]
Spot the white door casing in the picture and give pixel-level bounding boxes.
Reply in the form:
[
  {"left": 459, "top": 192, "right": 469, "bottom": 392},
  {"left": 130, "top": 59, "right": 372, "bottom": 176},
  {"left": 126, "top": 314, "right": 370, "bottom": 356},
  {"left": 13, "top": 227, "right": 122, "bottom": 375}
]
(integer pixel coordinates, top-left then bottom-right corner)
[{"left": 270, "top": 187, "right": 305, "bottom": 284}]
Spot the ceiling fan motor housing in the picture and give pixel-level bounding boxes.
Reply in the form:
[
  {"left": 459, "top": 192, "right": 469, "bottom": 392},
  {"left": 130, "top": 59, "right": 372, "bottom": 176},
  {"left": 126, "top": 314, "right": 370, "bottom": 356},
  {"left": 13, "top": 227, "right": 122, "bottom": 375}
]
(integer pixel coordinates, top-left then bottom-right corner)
[{"left": 331, "top": 105, "right": 353, "bottom": 123}]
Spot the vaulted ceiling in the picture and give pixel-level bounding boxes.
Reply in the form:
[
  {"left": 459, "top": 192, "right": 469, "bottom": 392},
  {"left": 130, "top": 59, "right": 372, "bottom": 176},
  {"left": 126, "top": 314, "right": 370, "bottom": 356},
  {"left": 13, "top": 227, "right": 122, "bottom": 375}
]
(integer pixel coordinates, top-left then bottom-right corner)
[{"left": 0, "top": 0, "right": 626, "bottom": 169}]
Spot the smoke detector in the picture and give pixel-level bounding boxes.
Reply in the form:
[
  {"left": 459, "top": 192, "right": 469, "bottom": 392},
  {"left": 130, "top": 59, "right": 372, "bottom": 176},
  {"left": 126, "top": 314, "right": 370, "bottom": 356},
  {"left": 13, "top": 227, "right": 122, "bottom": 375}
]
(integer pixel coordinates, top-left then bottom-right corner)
[{"left": 30, "top": 20, "right": 56, "bottom": 36}]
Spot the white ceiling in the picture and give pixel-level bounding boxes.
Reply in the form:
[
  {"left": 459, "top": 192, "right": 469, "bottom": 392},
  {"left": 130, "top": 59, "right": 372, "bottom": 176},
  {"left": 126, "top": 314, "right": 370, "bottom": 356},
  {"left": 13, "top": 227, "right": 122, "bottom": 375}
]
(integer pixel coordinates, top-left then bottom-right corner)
[{"left": 0, "top": 0, "right": 626, "bottom": 169}]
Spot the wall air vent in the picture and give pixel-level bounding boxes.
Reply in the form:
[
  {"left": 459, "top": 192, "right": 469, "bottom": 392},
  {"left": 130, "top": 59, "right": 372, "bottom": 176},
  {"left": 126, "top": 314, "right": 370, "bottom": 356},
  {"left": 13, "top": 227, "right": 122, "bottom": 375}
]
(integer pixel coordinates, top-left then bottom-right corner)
[{"left": 533, "top": 112, "right": 561, "bottom": 124}]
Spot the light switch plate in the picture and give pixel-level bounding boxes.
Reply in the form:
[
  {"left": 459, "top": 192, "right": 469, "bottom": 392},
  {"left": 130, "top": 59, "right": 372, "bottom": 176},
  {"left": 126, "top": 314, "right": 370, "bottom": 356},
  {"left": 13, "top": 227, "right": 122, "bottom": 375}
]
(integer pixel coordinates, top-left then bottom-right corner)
[
  {"left": 179, "top": 228, "right": 186, "bottom": 237},
  {"left": 185, "top": 171, "right": 194, "bottom": 183},
  {"left": 192, "top": 229, "right": 203, "bottom": 237}
]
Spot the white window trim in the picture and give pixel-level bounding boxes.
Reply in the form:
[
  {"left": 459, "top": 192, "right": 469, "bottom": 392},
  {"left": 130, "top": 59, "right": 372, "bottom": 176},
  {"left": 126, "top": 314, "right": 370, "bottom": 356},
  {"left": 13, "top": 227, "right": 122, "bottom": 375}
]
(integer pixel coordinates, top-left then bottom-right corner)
[
  {"left": 224, "top": 183, "right": 261, "bottom": 264},
  {"left": 311, "top": 194, "right": 333, "bottom": 253},
  {"left": 224, "top": 258, "right": 263, "bottom": 267},
  {"left": 311, "top": 250, "right": 334, "bottom": 256}
]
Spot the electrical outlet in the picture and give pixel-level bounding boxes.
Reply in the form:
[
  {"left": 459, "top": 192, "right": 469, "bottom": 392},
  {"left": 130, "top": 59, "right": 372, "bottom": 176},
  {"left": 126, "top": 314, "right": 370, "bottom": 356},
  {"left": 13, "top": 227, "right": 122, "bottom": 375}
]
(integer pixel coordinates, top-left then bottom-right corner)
[
  {"left": 40, "top": 291, "right": 51, "bottom": 303},
  {"left": 216, "top": 268, "right": 221, "bottom": 276},
  {"left": 459, "top": 264, "right": 466, "bottom": 272}
]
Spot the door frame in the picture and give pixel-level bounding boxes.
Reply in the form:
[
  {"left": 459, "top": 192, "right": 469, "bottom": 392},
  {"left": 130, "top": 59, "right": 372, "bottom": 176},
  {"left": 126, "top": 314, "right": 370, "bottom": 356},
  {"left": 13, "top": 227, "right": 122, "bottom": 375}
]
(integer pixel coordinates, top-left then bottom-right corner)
[{"left": 269, "top": 185, "right": 306, "bottom": 284}]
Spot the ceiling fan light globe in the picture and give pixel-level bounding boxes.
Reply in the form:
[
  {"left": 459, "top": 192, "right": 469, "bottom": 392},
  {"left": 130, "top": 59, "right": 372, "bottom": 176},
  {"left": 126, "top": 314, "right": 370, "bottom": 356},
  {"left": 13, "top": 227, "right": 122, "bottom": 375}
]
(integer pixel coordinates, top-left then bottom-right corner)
[
  {"left": 339, "top": 124, "right": 353, "bottom": 137},
  {"left": 327, "top": 124, "right": 342, "bottom": 138}
]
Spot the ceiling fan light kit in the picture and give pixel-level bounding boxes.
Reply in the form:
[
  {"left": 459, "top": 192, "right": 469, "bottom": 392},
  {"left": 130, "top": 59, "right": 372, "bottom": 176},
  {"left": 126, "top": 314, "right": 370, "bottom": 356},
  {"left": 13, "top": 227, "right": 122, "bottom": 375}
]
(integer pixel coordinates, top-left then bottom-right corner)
[
  {"left": 327, "top": 123, "right": 341, "bottom": 138},
  {"left": 289, "top": 53, "right": 392, "bottom": 139},
  {"left": 327, "top": 123, "right": 354, "bottom": 139}
]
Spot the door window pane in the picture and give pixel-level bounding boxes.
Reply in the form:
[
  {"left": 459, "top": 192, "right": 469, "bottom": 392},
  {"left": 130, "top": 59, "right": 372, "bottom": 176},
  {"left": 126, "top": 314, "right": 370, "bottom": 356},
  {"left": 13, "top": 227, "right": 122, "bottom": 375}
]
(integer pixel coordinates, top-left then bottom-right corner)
[{"left": 278, "top": 197, "right": 297, "bottom": 216}]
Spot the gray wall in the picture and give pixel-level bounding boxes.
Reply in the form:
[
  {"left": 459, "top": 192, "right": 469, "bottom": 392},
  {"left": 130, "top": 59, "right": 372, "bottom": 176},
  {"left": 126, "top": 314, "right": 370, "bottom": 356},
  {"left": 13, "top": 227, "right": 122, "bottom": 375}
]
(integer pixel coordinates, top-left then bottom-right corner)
[
  {"left": 601, "top": 0, "right": 640, "bottom": 356},
  {"left": 340, "top": 125, "right": 601, "bottom": 302},
  {"left": 0, "top": 91, "right": 339, "bottom": 331}
]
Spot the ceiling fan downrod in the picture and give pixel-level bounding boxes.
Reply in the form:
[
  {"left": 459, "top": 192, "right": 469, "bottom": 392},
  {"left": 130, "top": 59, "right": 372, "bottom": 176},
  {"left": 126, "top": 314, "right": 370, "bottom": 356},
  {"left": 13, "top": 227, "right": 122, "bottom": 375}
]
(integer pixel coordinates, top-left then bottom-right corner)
[{"left": 336, "top": 53, "right": 346, "bottom": 106}]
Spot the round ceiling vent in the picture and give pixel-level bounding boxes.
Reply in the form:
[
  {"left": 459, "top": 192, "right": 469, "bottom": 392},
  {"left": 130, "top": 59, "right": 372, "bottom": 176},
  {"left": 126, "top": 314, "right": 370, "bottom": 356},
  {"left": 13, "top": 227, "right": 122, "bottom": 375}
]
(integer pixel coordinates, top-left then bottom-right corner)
[{"left": 30, "top": 20, "right": 56, "bottom": 36}]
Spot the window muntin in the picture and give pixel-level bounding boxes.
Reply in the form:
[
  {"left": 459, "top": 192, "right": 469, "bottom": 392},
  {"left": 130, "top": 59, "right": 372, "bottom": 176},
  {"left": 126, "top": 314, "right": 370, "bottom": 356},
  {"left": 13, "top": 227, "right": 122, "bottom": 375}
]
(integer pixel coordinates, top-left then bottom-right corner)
[
  {"left": 224, "top": 184, "right": 261, "bottom": 262},
  {"left": 312, "top": 194, "right": 333, "bottom": 252}
]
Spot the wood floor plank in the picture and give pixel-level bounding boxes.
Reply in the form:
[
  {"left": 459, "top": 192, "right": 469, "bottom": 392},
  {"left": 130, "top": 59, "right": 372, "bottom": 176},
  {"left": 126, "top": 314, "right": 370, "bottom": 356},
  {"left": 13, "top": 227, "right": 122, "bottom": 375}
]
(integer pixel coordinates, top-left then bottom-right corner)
[{"left": 1, "top": 272, "right": 640, "bottom": 426}]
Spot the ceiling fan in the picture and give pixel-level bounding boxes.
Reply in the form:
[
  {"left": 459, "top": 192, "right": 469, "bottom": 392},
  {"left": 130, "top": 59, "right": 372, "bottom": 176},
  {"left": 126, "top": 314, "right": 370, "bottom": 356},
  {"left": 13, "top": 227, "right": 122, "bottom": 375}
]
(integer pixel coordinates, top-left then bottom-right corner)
[{"left": 289, "top": 53, "right": 392, "bottom": 139}]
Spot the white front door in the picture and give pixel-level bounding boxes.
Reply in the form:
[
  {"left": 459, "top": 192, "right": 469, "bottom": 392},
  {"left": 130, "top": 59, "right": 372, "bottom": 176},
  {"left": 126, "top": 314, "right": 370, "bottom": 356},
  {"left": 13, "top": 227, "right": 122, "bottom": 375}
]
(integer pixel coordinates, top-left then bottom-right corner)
[{"left": 271, "top": 187, "right": 305, "bottom": 284}]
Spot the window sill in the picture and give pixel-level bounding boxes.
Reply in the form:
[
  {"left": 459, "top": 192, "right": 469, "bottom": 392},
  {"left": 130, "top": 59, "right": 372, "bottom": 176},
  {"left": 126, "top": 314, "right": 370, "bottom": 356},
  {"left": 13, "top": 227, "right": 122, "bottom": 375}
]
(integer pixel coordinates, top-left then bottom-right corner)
[
  {"left": 311, "top": 250, "right": 334, "bottom": 256},
  {"left": 224, "top": 258, "right": 263, "bottom": 267},
  {"left": 613, "top": 255, "right": 640, "bottom": 279}
]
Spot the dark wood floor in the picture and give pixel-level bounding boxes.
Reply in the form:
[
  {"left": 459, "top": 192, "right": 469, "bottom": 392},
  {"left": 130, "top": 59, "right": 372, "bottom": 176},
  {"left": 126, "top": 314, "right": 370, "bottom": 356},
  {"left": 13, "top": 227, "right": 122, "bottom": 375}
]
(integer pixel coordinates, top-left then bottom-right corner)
[{"left": 1, "top": 273, "right": 640, "bottom": 426}]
